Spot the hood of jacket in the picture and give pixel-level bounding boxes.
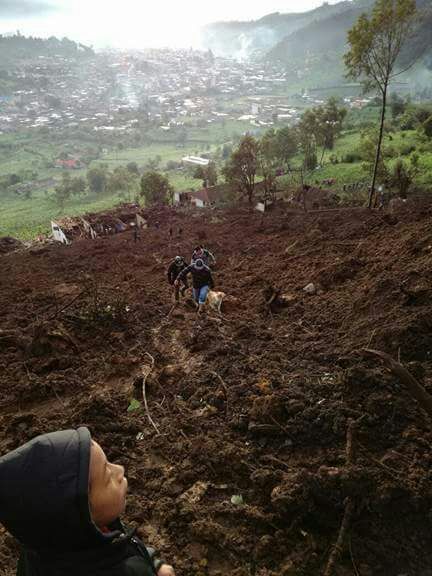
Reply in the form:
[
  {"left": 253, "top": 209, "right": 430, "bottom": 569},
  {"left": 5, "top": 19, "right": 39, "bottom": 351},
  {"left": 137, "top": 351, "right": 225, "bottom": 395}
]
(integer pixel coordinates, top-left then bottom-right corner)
[{"left": 0, "top": 427, "right": 119, "bottom": 552}]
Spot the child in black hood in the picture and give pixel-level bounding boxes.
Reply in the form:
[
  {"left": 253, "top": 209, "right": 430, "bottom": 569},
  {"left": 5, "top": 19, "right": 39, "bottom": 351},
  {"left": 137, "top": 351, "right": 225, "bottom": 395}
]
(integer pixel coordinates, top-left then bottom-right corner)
[{"left": 0, "top": 427, "right": 175, "bottom": 576}]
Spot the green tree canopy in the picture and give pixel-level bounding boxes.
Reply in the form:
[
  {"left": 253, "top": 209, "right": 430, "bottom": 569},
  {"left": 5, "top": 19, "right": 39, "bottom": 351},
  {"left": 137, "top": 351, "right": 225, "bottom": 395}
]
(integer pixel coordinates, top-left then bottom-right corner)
[
  {"left": 297, "top": 109, "right": 321, "bottom": 171},
  {"left": 87, "top": 165, "right": 108, "bottom": 195},
  {"left": 108, "top": 166, "right": 138, "bottom": 199},
  {"left": 390, "top": 93, "right": 407, "bottom": 119},
  {"left": 274, "top": 126, "right": 298, "bottom": 168},
  {"left": 126, "top": 162, "right": 140, "bottom": 175},
  {"left": 344, "top": 0, "right": 417, "bottom": 207},
  {"left": 193, "top": 162, "right": 218, "bottom": 187},
  {"left": 140, "top": 171, "right": 173, "bottom": 205},
  {"left": 223, "top": 135, "right": 259, "bottom": 204},
  {"left": 423, "top": 115, "right": 432, "bottom": 139},
  {"left": 316, "top": 98, "right": 347, "bottom": 150}
]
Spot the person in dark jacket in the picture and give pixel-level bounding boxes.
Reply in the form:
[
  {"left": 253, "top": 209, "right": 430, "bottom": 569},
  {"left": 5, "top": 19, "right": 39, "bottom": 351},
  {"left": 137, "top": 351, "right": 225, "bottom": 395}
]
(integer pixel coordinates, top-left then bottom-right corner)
[
  {"left": 167, "top": 256, "right": 188, "bottom": 301},
  {"left": 191, "top": 245, "right": 216, "bottom": 268},
  {"left": 175, "top": 258, "right": 214, "bottom": 314},
  {"left": 0, "top": 427, "right": 175, "bottom": 576}
]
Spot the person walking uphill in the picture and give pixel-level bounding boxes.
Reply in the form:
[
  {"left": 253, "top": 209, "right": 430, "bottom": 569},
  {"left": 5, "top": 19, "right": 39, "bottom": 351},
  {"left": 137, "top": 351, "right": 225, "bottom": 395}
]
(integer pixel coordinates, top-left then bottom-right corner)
[
  {"left": 191, "top": 245, "right": 216, "bottom": 268},
  {"left": 175, "top": 258, "right": 214, "bottom": 314},
  {"left": 167, "top": 256, "right": 188, "bottom": 301},
  {"left": 0, "top": 427, "right": 175, "bottom": 576}
]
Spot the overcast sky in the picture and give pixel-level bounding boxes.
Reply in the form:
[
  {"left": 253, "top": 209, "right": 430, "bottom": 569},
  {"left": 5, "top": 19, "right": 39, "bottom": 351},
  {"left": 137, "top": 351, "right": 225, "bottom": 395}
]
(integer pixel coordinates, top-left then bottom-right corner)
[{"left": 0, "top": 0, "right": 341, "bottom": 48}]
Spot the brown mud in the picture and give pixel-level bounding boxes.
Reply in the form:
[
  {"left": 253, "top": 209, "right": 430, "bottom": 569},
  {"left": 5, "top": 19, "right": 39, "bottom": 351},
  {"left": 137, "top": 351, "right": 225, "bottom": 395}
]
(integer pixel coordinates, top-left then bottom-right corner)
[{"left": 1, "top": 203, "right": 432, "bottom": 575}]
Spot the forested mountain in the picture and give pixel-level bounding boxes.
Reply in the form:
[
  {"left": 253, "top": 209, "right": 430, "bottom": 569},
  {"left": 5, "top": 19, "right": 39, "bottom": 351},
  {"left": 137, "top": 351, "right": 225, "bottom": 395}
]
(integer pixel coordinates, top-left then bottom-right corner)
[
  {"left": 203, "top": 0, "right": 432, "bottom": 87},
  {"left": 0, "top": 34, "right": 94, "bottom": 67},
  {"left": 202, "top": 1, "right": 373, "bottom": 60}
]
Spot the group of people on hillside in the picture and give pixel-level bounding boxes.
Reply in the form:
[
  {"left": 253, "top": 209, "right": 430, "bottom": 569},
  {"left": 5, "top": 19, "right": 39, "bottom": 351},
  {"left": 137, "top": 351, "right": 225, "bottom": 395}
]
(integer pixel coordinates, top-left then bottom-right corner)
[{"left": 167, "top": 245, "right": 216, "bottom": 314}]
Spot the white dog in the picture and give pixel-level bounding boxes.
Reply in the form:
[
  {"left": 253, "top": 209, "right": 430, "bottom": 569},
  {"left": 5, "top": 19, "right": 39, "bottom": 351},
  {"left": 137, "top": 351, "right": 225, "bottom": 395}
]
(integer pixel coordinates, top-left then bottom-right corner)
[{"left": 206, "top": 290, "right": 226, "bottom": 314}]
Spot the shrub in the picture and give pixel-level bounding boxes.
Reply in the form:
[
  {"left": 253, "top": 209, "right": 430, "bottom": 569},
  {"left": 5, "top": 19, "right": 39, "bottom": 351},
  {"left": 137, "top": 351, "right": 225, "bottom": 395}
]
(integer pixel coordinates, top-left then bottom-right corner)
[
  {"left": 390, "top": 159, "right": 415, "bottom": 198},
  {"left": 423, "top": 115, "right": 432, "bottom": 139},
  {"left": 400, "top": 144, "right": 416, "bottom": 156},
  {"left": 342, "top": 152, "right": 361, "bottom": 163}
]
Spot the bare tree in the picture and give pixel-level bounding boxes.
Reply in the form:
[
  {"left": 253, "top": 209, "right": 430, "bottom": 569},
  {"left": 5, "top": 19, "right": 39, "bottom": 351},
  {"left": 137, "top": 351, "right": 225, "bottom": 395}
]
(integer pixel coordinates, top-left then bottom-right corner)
[{"left": 344, "top": 0, "right": 417, "bottom": 208}]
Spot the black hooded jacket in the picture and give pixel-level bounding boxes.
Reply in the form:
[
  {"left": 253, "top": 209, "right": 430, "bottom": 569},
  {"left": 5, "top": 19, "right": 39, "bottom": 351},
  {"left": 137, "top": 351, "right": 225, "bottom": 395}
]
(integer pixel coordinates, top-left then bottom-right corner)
[
  {"left": 177, "top": 263, "right": 214, "bottom": 290},
  {"left": 0, "top": 427, "right": 161, "bottom": 576},
  {"left": 167, "top": 259, "right": 187, "bottom": 285}
]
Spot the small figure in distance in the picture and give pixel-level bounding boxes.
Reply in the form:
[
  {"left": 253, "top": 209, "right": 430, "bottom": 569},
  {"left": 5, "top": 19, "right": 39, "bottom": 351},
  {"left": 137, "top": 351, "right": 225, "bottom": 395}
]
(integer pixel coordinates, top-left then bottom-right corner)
[
  {"left": 167, "top": 255, "right": 188, "bottom": 301},
  {"left": 191, "top": 245, "right": 216, "bottom": 268},
  {"left": 0, "top": 427, "right": 175, "bottom": 576},
  {"left": 132, "top": 224, "right": 140, "bottom": 243},
  {"left": 175, "top": 258, "right": 214, "bottom": 315}
]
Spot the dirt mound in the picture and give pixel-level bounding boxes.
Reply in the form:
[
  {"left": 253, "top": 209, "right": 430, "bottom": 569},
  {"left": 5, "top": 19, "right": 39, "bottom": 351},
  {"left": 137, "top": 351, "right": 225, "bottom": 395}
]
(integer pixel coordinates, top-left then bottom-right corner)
[
  {"left": 0, "top": 236, "right": 23, "bottom": 255},
  {"left": 1, "top": 204, "right": 432, "bottom": 575}
]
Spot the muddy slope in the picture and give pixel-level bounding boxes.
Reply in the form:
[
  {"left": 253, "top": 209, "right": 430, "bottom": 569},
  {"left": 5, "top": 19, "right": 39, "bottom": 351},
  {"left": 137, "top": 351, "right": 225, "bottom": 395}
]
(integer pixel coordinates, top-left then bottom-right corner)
[{"left": 1, "top": 204, "right": 432, "bottom": 575}]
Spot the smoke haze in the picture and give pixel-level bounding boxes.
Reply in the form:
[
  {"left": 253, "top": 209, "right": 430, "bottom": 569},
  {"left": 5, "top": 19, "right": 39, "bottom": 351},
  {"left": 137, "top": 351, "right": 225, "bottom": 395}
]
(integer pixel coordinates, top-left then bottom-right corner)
[{"left": 0, "top": 0, "right": 341, "bottom": 48}]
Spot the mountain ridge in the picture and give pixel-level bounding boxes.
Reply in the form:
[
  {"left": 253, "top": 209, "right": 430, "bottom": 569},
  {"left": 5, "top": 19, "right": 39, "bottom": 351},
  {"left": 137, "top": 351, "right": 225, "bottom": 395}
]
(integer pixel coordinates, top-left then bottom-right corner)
[
  {"left": 202, "top": 0, "right": 432, "bottom": 87},
  {"left": 202, "top": 1, "right": 361, "bottom": 60}
]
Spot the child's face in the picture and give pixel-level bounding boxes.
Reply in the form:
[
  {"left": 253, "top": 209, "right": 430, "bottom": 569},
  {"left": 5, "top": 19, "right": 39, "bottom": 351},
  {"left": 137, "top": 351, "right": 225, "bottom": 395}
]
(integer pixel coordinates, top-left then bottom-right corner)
[{"left": 88, "top": 441, "right": 128, "bottom": 528}]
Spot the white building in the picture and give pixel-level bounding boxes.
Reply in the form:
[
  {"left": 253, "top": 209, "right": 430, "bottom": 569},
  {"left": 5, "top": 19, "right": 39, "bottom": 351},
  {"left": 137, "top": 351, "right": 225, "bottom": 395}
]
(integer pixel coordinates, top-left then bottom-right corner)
[{"left": 182, "top": 156, "right": 209, "bottom": 167}]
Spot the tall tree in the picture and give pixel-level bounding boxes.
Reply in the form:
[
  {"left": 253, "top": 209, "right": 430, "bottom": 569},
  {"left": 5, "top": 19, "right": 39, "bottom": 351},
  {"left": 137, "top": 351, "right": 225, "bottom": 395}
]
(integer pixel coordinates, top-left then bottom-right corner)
[
  {"left": 223, "top": 135, "right": 259, "bottom": 204},
  {"left": 140, "top": 171, "right": 173, "bottom": 205},
  {"left": 108, "top": 166, "right": 138, "bottom": 200},
  {"left": 344, "top": 0, "right": 417, "bottom": 208},
  {"left": 259, "top": 130, "right": 279, "bottom": 204},
  {"left": 317, "top": 98, "right": 347, "bottom": 150},
  {"left": 54, "top": 173, "right": 71, "bottom": 210},
  {"left": 274, "top": 126, "right": 298, "bottom": 169},
  {"left": 70, "top": 176, "right": 86, "bottom": 196},
  {"left": 87, "top": 165, "right": 108, "bottom": 195},
  {"left": 297, "top": 109, "right": 321, "bottom": 171},
  {"left": 193, "top": 162, "right": 218, "bottom": 187},
  {"left": 205, "top": 162, "right": 218, "bottom": 187}
]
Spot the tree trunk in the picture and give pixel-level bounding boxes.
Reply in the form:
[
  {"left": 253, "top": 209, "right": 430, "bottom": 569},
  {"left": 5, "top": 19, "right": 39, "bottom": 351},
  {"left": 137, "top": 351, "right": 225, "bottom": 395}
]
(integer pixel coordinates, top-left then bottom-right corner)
[
  {"left": 246, "top": 182, "right": 253, "bottom": 204},
  {"left": 320, "top": 145, "right": 326, "bottom": 168},
  {"left": 369, "top": 85, "right": 388, "bottom": 209}
]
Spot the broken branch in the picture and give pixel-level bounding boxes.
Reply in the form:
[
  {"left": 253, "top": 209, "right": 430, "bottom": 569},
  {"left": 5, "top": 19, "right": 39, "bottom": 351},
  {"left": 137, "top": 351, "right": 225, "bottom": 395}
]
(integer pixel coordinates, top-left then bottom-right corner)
[
  {"left": 46, "top": 289, "right": 88, "bottom": 322},
  {"left": 323, "top": 499, "right": 355, "bottom": 576},
  {"left": 363, "top": 349, "right": 432, "bottom": 421},
  {"left": 141, "top": 352, "right": 160, "bottom": 435},
  {"left": 323, "top": 418, "right": 360, "bottom": 576}
]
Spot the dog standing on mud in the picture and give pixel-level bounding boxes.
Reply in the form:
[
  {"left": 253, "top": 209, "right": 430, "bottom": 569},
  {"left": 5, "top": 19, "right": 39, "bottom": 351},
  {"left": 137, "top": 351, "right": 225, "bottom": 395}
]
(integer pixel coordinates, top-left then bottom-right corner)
[{"left": 206, "top": 290, "right": 226, "bottom": 314}]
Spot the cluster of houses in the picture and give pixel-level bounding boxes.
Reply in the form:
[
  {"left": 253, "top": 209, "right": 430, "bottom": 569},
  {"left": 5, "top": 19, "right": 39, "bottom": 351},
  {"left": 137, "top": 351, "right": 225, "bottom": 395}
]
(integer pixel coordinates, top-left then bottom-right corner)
[
  {"left": 0, "top": 54, "right": 120, "bottom": 133},
  {"left": 0, "top": 47, "right": 304, "bottom": 137}
]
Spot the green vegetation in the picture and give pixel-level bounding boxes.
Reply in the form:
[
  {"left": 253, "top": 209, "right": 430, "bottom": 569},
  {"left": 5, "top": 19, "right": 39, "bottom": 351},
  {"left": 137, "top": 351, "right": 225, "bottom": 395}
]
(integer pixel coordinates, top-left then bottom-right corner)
[
  {"left": 0, "top": 123, "right": 242, "bottom": 238},
  {"left": 0, "top": 188, "right": 127, "bottom": 240},
  {"left": 221, "top": 95, "right": 432, "bottom": 207},
  {"left": 140, "top": 171, "right": 173, "bottom": 205},
  {"left": 223, "top": 135, "right": 260, "bottom": 204},
  {"left": 344, "top": 0, "right": 418, "bottom": 206},
  {"left": 2, "top": 95, "right": 432, "bottom": 240}
]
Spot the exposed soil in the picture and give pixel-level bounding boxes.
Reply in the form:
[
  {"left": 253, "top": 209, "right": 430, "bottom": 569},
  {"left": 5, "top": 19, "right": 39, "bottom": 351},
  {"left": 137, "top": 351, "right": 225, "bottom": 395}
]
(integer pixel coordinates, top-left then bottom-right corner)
[
  {"left": 0, "top": 237, "right": 23, "bottom": 255},
  {"left": 1, "top": 202, "right": 432, "bottom": 575}
]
